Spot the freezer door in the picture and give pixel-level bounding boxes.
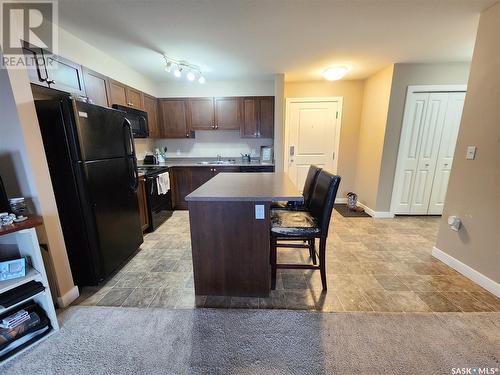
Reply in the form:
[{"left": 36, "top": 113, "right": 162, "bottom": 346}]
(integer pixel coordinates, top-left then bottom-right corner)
[
  {"left": 83, "top": 157, "right": 143, "bottom": 278},
  {"left": 73, "top": 100, "right": 133, "bottom": 161}
]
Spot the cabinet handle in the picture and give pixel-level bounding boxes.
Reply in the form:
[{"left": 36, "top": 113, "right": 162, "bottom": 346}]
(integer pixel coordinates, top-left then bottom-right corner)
[
  {"left": 186, "top": 133, "right": 190, "bottom": 138},
  {"left": 254, "top": 132, "right": 257, "bottom": 136},
  {"left": 215, "top": 125, "right": 219, "bottom": 129},
  {"left": 47, "top": 79, "right": 55, "bottom": 84},
  {"left": 211, "top": 125, "right": 215, "bottom": 129},
  {"left": 257, "top": 130, "right": 260, "bottom": 136},
  {"left": 128, "top": 102, "right": 133, "bottom": 106}
]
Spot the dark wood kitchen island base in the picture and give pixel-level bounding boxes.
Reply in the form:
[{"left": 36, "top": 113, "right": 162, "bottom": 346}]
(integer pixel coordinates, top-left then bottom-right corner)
[
  {"left": 186, "top": 173, "right": 303, "bottom": 297},
  {"left": 188, "top": 201, "right": 271, "bottom": 297}
]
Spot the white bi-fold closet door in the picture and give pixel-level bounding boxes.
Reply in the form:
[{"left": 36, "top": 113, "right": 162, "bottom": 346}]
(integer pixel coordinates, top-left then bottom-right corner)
[{"left": 392, "top": 87, "right": 465, "bottom": 215}]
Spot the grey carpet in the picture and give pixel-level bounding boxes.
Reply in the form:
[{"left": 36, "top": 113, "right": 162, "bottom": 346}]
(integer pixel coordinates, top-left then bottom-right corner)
[
  {"left": 2, "top": 307, "right": 499, "bottom": 375},
  {"left": 334, "top": 204, "right": 370, "bottom": 217}
]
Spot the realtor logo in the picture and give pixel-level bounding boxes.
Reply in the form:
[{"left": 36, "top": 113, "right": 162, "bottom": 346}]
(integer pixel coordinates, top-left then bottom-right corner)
[{"left": 1, "top": 0, "right": 57, "bottom": 55}]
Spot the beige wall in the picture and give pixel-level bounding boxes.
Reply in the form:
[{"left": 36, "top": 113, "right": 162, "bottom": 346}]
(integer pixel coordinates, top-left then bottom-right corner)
[
  {"left": 376, "top": 62, "right": 471, "bottom": 211},
  {"left": 284, "top": 80, "right": 365, "bottom": 197},
  {"left": 274, "top": 74, "right": 285, "bottom": 171},
  {"left": 353, "top": 66, "right": 394, "bottom": 209},
  {"left": 435, "top": 3, "right": 500, "bottom": 283}
]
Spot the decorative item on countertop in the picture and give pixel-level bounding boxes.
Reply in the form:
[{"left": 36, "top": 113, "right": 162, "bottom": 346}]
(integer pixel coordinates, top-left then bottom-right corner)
[
  {"left": 0, "top": 213, "right": 15, "bottom": 226},
  {"left": 9, "top": 197, "right": 28, "bottom": 216},
  {"left": 155, "top": 147, "right": 167, "bottom": 163},
  {"left": 260, "top": 146, "right": 273, "bottom": 164},
  {"left": 346, "top": 192, "right": 358, "bottom": 210},
  {"left": 241, "top": 153, "right": 251, "bottom": 163},
  {"left": 0, "top": 258, "right": 26, "bottom": 281}
]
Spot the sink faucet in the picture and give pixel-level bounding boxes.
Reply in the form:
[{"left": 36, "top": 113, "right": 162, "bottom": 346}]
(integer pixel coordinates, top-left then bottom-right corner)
[{"left": 217, "top": 154, "right": 222, "bottom": 162}]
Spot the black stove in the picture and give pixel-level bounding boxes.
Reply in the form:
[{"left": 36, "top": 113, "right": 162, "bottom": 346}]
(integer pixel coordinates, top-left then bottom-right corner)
[{"left": 137, "top": 165, "right": 171, "bottom": 231}]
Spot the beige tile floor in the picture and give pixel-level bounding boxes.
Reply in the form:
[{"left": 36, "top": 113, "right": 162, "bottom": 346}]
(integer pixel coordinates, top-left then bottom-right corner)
[{"left": 74, "top": 210, "right": 500, "bottom": 312}]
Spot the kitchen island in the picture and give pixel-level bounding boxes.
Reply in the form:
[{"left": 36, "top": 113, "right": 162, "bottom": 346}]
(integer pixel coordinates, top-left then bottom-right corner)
[{"left": 186, "top": 173, "right": 303, "bottom": 297}]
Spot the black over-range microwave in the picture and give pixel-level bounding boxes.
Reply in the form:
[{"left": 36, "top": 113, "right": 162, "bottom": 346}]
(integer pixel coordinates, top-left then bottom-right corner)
[{"left": 112, "top": 104, "right": 149, "bottom": 138}]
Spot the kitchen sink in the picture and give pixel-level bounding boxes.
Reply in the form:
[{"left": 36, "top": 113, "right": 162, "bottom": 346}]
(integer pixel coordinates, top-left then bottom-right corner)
[{"left": 198, "top": 161, "right": 236, "bottom": 165}]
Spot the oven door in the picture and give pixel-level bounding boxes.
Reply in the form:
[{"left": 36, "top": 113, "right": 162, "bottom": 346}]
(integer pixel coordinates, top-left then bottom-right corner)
[{"left": 145, "top": 175, "right": 171, "bottom": 231}]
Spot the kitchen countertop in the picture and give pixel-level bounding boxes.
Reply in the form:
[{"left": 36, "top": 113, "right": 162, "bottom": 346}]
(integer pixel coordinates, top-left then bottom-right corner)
[
  {"left": 185, "top": 172, "right": 303, "bottom": 202},
  {"left": 138, "top": 157, "right": 274, "bottom": 168}
]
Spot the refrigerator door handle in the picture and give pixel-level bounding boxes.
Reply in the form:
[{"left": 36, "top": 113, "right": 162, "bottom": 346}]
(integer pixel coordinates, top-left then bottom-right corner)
[{"left": 124, "top": 119, "right": 139, "bottom": 192}]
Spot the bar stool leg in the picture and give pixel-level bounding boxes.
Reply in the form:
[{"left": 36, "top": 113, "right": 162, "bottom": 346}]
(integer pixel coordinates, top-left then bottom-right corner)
[
  {"left": 319, "top": 237, "right": 327, "bottom": 290},
  {"left": 271, "top": 236, "right": 277, "bottom": 290},
  {"left": 309, "top": 239, "right": 317, "bottom": 265}
]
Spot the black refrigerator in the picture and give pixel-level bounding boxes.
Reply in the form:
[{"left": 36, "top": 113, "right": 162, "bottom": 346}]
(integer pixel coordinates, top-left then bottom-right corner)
[{"left": 36, "top": 98, "right": 143, "bottom": 286}]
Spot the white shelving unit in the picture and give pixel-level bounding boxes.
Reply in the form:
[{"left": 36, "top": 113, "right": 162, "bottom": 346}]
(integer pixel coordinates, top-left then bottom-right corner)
[{"left": 0, "top": 217, "right": 59, "bottom": 363}]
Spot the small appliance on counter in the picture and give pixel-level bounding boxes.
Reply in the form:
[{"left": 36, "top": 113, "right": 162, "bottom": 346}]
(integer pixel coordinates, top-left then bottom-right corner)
[{"left": 143, "top": 154, "right": 159, "bottom": 165}]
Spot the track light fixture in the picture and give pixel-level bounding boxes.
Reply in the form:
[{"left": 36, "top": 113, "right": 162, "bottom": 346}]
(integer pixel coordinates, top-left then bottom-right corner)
[{"left": 163, "top": 55, "right": 205, "bottom": 84}]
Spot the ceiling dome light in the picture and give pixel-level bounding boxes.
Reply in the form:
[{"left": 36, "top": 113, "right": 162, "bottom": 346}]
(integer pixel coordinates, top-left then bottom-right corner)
[
  {"left": 187, "top": 71, "right": 195, "bottom": 81},
  {"left": 322, "top": 66, "right": 350, "bottom": 81},
  {"left": 198, "top": 76, "right": 206, "bottom": 84},
  {"left": 173, "top": 67, "right": 182, "bottom": 78}
]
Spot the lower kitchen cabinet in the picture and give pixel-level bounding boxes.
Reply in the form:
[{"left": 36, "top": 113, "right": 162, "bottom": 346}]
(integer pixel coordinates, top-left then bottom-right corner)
[
  {"left": 136, "top": 176, "right": 149, "bottom": 231},
  {"left": 170, "top": 165, "right": 271, "bottom": 210}
]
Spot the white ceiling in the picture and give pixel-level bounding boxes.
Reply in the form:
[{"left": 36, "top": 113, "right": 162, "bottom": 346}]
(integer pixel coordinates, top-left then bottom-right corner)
[{"left": 57, "top": 0, "right": 496, "bottom": 82}]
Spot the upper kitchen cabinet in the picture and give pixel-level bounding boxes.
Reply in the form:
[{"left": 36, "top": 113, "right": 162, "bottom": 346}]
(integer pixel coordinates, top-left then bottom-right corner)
[
  {"left": 22, "top": 43, "right": 86, "bottom": 96},
  {"left": 241, "top": 96, "right": 274, "bottom": 138},
  {"left": 82, "top": 68, "right": 110, "bottom": 107},
  {"left": 109, "top": 80, "right": 128, "bottom": 106},
  {"left": 158, "top": 98, "right": 193, "bottom": 138},
  {"left": 188, "top": 98, "right": 215, "bottom": 130},
  {"left": 125, "top": 86, "right": 144, "bottom": 109},
  {"left": 143, "top": 94, "right": 159, "bottom": 138},
  {"left": 214, "top": 97, "right": 241, "bottom": 130}
]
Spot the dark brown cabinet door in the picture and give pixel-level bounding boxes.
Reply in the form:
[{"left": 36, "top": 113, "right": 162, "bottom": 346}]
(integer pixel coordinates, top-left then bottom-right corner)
[
  {"left": 126, "top": 86, "right": 144, "bottom": 109},
  {"left": 109, "top": 80, "right": 128, "bottom": 106},
  {"left": 191, "top": 167, "right": 214, "bottom": 190},
  {"left": 83, "top": 68, "right": 110, "bottom": 107},
  {"left": 143, "top": 94, "right": 159, "bottom": 138},
  {"left": 158, "top": 99, "right": 191, "bottom": 138},
  {"left": 241, "top": 97, "right": 274, "bottom": 138},
  {"left": 259, "top": 97, "right": 274, "bottom": 138},
  {"left": 171, "top": 167, "right": 192, "bottom": 210},
  {"left": 136, "top": 176, "right": 149, "bottom": 231},
  {"left": 188, "top": 98, "right": 215, "bottom": 130},
  {"left": 214, "top": 97, "right": 241, "bottom": 130},
  {"left": 241, "top": 98, "right": 259, "bottom": 138},
  {"left": 45, "top": 54, "right": 86, "bottom": 96}
]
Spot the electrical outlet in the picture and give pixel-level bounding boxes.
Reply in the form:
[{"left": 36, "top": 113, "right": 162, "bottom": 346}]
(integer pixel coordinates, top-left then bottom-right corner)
[
  {"left": 255, "top": 204, "right": 265, "bottom": 220},
  {"left": 466, "top": 146, "right": 476, "bottom": 160}
]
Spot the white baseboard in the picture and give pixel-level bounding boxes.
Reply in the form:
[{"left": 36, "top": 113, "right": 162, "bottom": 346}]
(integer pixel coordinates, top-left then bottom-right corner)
[
  {"left": 57, "top": 285, "right": 80, "bottom": 308},
  {"left": 335, "top": 197, "right": 347, "bottom": 204},
  {"left": 356, "top": 202, "right": 395, "bottom": 219},
  {"left": 432, "top": 247, "right": 500, "bottom": 298}
]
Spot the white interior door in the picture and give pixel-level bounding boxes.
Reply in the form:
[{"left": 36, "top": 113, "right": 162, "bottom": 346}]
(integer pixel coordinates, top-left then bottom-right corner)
[
  {"left": 391, "top": 92, "right": 429, "bottom": 214},
  {"left": 285, "top": 99, "right": 340, "bottom": 190},
  {"left": 428, "top": 92, "right": 465, "bottom": 214},
  {"left": 409, "top": 92, "right": 449, "bottom": 214}
]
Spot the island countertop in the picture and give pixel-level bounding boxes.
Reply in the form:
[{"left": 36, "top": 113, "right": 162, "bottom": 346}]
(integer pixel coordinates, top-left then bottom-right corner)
[{"left": 185, "top": 172, "right": 304, "bottom": 202}]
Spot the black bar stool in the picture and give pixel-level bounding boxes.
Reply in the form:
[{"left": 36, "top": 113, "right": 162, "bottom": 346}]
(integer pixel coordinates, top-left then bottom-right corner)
[
  {"left": 270, "top": 170, "right": 341, "bottom": 290},
  {"left": 272, "top": 165, "right": 322, "bottom": 211}
]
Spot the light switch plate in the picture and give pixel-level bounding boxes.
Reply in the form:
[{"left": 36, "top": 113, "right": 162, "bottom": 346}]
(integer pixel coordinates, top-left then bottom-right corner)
[
  {"left": 255, "top": 204, "right": 265, "bottom": 220},
  {"left": 466, "top": 146, "right": 476, "bottom": 160}
]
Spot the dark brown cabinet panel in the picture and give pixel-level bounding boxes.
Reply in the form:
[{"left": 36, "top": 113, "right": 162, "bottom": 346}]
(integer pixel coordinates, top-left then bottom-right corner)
[
  {"left": 22, "top": 44, "right": 50, "bottom": 88},
  {"left": 143, "top": 94, "right": 159, "bottom": 138},
  {"left": 158, "top": 99, "right": 192, "bottom": 138},
  {"left": 126, "top": 86, "right": 144, "bottom": 109},
  {"left": 109, "top": 80, "right": 128, "bottom": 106},
  {"left": 188, "top": 98, "right": 215, "bottom": 130},
  {"left": 259, "top": 96, "right": 274, "bottom": 138},
  {"left": 191, "top": 167, "right": 214, "bottom": 191},
  {"left": 214, "top": 97, "right": 241, "bottom": 130},
  {"left": 171, "top": 167, "right": 192, "bottom": 210},
  {"left": 136, "top": 176, "right": 149, "bottom": 232},
  {"left": 241, "top": 96, "right": 274, "bottom": 138},
  {"left": 82, "top": 68, "right": 110, "bottom": 107},
  {"left": 241, "top": 98, "right": 259, "bottom": 137}
]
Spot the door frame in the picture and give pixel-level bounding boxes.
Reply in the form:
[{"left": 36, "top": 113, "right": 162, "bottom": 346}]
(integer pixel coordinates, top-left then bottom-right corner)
[
  {"left": 389, "top": 84, "right": 467, "bottom": 216},
  {"left": 284, "top": 97, "right": 343, "bottom": 175}
]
